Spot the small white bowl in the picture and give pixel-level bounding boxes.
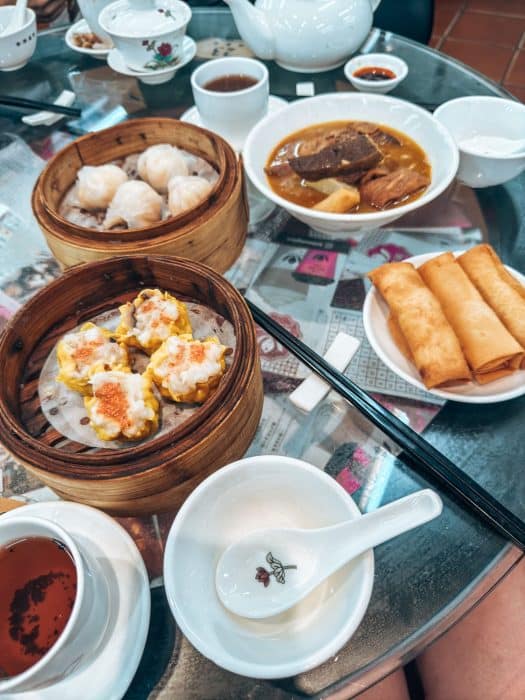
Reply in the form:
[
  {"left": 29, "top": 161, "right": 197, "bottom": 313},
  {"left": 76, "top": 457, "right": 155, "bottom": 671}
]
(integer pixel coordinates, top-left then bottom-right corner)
[
  {"left": 434, "top": 96, "right": 525, "bottom": 188},
  {"left": 0, "top": 7, "right": 36, "bottom": 72},
  {"left": 344, "top": 53, "right": 408, "bottom": 94},
  {"left": 163, "top": 455, "right": 374, "bottom": 679},
  {"left": 99, "top": 0, "right": 191, "bottom": 72},
  {"left": 0, "top": 514, "right": 108, "bottom": 693},
  {"left": 243, "top": 92, "right": 459, "bottom": 237}
]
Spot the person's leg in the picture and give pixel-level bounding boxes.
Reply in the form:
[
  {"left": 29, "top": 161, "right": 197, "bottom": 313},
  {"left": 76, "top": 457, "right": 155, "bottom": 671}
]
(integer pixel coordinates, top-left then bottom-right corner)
[
  {"left": 417, "top": 558, "right": 525, "bottom": 700},
  {"left": 352, "top": 669, "right": 410, "bottom": 700}
]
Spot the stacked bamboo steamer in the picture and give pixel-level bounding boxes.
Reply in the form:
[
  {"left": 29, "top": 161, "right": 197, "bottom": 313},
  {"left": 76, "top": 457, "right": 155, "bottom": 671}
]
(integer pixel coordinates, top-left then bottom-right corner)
[
  {"left": 0, "top": 256, "right": 263, "bottom": 515},
  {"left": 32, "top": 118, "right": 248, "bottom": 272}
]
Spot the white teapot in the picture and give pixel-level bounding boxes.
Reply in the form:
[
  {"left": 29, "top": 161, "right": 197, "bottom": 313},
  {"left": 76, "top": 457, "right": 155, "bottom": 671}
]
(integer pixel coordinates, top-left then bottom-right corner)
[{"left": 223, "top": 0, "right": 382, "bottom": 73}]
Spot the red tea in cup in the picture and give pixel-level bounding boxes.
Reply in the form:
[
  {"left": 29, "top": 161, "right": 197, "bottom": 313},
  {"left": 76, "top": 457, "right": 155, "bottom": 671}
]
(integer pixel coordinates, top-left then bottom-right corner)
[{"left": 0, "top": 537, "right": 77, "bottom": 678}]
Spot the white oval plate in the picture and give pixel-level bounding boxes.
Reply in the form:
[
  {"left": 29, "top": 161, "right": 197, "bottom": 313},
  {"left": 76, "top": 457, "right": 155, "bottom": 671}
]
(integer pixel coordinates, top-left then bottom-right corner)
[
  {"left": 65, "top": 19, "right": 113, "bottom": 60},
  {"left": 363, "top": 250, "right": 525, "bottom": 404},
  {"left": 2, "top": 501, "right": 150, "bottom": 700},
  {"left": 163, "top": 456, "right": 374, "bottom": 679}
]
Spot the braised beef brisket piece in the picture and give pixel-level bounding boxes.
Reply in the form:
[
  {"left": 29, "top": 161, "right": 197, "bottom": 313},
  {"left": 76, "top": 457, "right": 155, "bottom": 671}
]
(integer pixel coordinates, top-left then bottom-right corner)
[
  {"left": 288, "top": 132, "right": 382, "bottom": 181},
  {"left": 361, "top": 168, "right": 430, "bottom": 209},
  {"left": 337, "top": 165, "right": 391, "bottom": 187},
  {"left": 354, "top": 122, "right": 402, "bottom": 147}
]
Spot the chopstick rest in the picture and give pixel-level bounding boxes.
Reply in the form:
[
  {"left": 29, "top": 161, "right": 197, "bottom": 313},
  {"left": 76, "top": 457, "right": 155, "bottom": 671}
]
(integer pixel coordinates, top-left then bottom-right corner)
[
  {"left": 21, "top": 90, "right": 76, "bottom": 127},
  {"left": 289, "top": 332, "right": 360, "bottom": 412}
]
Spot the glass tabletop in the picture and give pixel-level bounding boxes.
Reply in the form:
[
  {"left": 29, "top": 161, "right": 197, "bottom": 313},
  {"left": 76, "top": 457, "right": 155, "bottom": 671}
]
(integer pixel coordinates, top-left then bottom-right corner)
[{"left": 0, "top": 9, "right": 524, "bottom": 699}]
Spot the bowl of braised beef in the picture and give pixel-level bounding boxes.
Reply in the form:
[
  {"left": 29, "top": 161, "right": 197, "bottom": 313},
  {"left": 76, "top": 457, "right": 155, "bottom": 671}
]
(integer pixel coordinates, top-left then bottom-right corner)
[{"left": 243, "top": 93, "right": 459, "bottom": 236}]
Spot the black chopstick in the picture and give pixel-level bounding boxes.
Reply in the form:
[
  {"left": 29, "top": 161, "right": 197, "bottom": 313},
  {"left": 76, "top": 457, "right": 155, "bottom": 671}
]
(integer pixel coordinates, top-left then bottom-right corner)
[
  {"left": 0, "top": 95, "right": 81, "bottom": 117},
  {"left": 247, "top": 299, "right": 525, "bottom": 550}
]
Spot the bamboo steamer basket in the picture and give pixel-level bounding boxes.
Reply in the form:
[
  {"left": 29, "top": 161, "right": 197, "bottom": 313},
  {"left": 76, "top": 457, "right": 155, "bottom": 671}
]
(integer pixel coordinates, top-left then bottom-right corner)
[
  {"left": 32, "top": 118, "right": 248, "bottom": 272},
  {"left": 0, "top": 256, "right": 263, "bottom": 516}
]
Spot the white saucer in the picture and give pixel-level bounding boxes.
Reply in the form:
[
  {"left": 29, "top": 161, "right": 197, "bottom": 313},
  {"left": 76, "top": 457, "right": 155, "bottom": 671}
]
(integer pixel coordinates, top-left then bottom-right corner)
[
  {"left": 107, "top": 36, "right": 196, "bottom": 85},
  {"left": 2, "top": 501, "right": 150, "bottom": 700},
  {"left": 65, "top": 19, "right": 113, "bottom": 60},
  {"left": 180, "top": 95, "right": 288, "bottom": 152},
  {"left": 363, "top": 250, "right": 525, "bottom": 404}
]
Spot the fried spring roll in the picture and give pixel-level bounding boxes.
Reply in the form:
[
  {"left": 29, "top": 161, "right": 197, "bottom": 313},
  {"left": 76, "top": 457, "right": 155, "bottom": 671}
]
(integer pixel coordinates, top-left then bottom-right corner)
[
  {"left": 458, "top": 244, "right": 525, "bottom": 368},
  {"left": 368, "top": 262, "right": 471, "bottom": 389},
  {"left": 418, "top": 252, "right": 524, "bottom": 379}
]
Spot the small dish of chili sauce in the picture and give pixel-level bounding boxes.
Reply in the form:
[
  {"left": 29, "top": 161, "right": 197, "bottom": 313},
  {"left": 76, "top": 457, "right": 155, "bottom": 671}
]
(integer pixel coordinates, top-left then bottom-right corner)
[{"left": 344, "top": 53, "right": 408, "bottom": 94}]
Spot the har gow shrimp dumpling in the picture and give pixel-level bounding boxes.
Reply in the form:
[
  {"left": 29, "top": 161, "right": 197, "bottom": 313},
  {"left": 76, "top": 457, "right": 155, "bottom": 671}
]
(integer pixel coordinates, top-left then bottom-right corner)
[
  {"left": 103, "top": 180, "right": 163, "bottom": 229},
  {"left": 77, "top": 164, "right": 128, "bottom": 210},
  {"left": 117, "top": 288, "right": 192, "bottom": 353},
  {"left": 167, "top": 175, "right": 213, "bottom": 217},
  {"left": 146, "top": 335, "right": 228, "bottom": 404},
  {"left": 138, "top": 143, "right": 189, "bottom": 193}
]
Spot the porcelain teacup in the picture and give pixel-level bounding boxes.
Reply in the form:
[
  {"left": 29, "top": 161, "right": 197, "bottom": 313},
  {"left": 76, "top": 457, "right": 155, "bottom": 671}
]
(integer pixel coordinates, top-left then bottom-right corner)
[
  {"left": 0, "top": 515, "right": 108, "bottom": 693},
  {"left": 191, "top": 57, "right": 269, "bottom": 149},
  {"left": 99, "top": 0, "right": 191, "bottom": 72}
]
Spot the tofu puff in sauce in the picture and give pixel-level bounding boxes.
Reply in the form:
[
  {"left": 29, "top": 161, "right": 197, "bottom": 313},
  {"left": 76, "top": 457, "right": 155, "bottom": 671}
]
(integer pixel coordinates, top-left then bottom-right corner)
[
  {"left": 56, "top": 322, "right": 130, "bottom": 395},
  {"left": 84, "top": 370, "right": 159, "bottom": 441},
  {"left": 146, "top": 334, "right": 228, "bottom": 404},
  {"left": 117, "top": 289, "right": 192, "bottom": 354},
  {"left": 266, "top": 120, "right": 431, "bottom": 214}
]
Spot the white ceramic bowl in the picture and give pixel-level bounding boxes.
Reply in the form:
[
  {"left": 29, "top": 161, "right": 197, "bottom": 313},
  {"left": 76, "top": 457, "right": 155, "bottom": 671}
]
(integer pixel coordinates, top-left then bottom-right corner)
[
  {"left": 434, "top": 96, "right": 525, "bottom": 188},
  {"left": 163, "top": 455, "right": 374, "bottom": 679},
  {"left": 0, "top": 7, "right": 36, "bottom": 72},
  {"left": 0, "top": 515, "right": 108, "bottom": 693},
  {"left": 344, "top": 52, "right": 408, "bottom": 94},
  {"left": 99, "top": 0, "right": 191, "bottom": 72},
  {"left": 243, "top": 93, "right": 459, "bottom": 237}
]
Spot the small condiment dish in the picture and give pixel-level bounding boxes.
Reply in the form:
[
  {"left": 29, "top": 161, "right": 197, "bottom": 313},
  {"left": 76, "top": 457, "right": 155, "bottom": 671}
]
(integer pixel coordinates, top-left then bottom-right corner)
[
  {"left": 99, "top": 0, "right": 191, "bottom": 72},
  {"left": 163, "top": 455, "right": 374, "bottom": 679},
  {"left": 0, "top": 515, "right": 108, "bottom": 693},
  {"left": 0, "top": 6, "right": 36, "bottom": 72},
  {"left": 434, "top": 96, "right": 525, "bottom": 188},
  {"left": 344, "top": 52, "right": 408, "bottom": 94}
]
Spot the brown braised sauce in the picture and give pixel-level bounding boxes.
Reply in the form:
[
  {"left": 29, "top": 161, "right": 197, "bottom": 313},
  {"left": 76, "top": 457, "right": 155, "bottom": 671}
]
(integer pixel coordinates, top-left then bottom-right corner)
[
  {"left": 353, "top": 66, "right": 396, "bottom": 81},
  {"left": 203, "top": 74, "right": 258, "bottom": 92}
]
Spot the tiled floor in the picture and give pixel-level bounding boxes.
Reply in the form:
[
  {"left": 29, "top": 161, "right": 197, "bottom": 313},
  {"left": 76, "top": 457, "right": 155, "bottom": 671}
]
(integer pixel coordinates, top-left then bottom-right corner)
[{"left": 430, "top": 0, "right": 525, "bottom": 101}]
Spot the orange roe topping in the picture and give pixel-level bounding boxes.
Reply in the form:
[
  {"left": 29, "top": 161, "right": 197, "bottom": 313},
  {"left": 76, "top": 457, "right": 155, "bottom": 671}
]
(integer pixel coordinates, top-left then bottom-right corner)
[
  {"left": 189, "top": 344, "right": 206, "bottom": 363},
  {"left": 95, "top": 381, "right": 130, "bottom": 428},
  {"left": 73, "top": 338, "right": 104, "bottom": 366}
]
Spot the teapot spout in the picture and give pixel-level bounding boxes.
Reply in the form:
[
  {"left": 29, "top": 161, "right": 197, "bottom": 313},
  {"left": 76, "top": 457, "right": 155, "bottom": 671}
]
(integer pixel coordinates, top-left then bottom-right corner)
[{"left": 223, "top": 0, "right": 275, "bottom": 60}]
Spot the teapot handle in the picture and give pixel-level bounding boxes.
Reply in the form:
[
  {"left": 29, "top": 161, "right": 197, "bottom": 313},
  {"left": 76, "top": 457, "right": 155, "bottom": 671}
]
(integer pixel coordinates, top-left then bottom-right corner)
[{"left": 370, "top": 0, "right": 382, "bottom": 10}]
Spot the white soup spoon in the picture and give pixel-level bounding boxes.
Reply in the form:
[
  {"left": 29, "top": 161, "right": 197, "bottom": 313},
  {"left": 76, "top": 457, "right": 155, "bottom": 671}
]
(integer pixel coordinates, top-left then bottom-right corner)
[{"left": 216, "top": 489, "right": 443, "bottom": 619}]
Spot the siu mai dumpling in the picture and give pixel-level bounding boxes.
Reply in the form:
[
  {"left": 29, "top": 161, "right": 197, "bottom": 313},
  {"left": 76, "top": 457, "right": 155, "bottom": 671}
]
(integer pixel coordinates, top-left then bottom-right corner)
[
  {"left": 167, "top": 175, "right": 213, "bottom": 217},
  {"left": 138, "top": 144, "right": 189, "bottom": 193},
  {"left": 84, "top": 370, "right": 159, "bottom": 441},
  {"left": 117, "top": 288, "right": 192, "bottom": 354},
  {"left": 56, "top": 322, "right": 129, "bottom": 395},
  {"left": 103, "top": 180, "right": 163, "bottom": 229},
  {"left": 146, "top": 334, "right": 228, "bottom": 404},
  {"left": 77, "top": 164, "right": 128, "bottom": 210}
]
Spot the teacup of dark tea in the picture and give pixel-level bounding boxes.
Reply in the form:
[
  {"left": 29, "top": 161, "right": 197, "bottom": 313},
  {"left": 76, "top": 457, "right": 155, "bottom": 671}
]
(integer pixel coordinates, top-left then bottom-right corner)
[
  {"left": 0, "top": 516, "right": 107, "bottom": 692},
  {"left": 191, "top": 56, "right": 269, "bottom": 150}
]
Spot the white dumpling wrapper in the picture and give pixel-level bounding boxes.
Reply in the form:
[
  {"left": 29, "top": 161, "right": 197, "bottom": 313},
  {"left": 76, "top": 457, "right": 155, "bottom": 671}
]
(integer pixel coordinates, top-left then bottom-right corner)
[
  {"left": 167, "top": 175, "right": 213, "bottom": 217},
  {"left": 103, "top": 180, "right": 163, "bottom": 229},
  {"left": 77, "top": 164, "right": 128, "bottom": 210},
  {"left": 137, "top": 144, "right": 189, "bottom": 193}
]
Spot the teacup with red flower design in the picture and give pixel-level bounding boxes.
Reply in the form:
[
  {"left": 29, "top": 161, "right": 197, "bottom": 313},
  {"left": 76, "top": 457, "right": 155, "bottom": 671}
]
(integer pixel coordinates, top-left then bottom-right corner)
[{"left": 99, "top": 0, "right": 191, "bottom": 72}]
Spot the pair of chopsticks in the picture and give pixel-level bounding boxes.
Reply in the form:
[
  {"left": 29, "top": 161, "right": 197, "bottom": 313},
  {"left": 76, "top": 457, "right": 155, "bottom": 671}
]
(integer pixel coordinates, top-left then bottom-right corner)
[
  {"left": 247, "top": 299, "right": 525, "bottom": 550},
  {"left": 0, "top": 95, "right": 81, "bottom": 117}
]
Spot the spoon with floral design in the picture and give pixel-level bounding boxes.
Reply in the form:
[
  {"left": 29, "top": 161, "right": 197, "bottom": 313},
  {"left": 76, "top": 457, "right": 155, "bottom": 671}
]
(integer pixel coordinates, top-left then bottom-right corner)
[{"left": 216, "top": 489, "right": 442, "bottom": 619}]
